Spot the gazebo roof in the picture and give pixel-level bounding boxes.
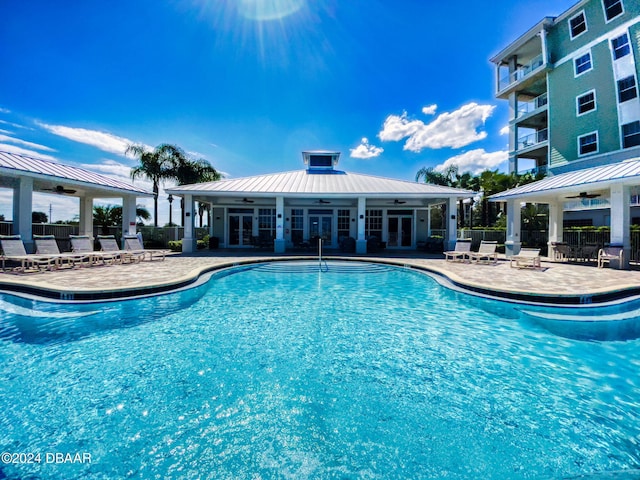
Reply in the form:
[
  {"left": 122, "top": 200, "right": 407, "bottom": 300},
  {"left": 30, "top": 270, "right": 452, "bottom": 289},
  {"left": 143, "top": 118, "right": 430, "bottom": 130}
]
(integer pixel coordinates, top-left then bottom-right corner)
[{"left": 0, "top": 151, "right": 152, "bottom": 197}]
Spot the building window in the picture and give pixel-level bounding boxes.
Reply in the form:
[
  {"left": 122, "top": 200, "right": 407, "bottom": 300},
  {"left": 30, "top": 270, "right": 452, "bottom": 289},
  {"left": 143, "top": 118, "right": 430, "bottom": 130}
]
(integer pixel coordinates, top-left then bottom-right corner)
[
  {"left": 611, "top": 33, "right": 630, "bottom": 60},
  {"left": 290, "top": 208, "right": 304, "bottom": 245},
  {"left": 258, "top": 208, "right": 275, "bottom": 241},
  {"left": 618, "top": 76, "right": 638, "bottom": 103},
  {"left": 576, "top": 90, "right": 596, "bottom": 115},
  {"left": 365, "top": 209, "right": 382, "bottom": 239},
  {"left": 337, "top": 209, "right": 351, "bottom": 240},
  {"left": 569, "top": 11, "right": 587, "bottom": 39},
  {"left": 574, "top": 52, "right": 592, "bottom": 76},
  {"left": 622, "top": 121, "right": 640, "bottom": 148},
  {"left": 578, "top": 132, "right": 598, "bottom": 156},
  {"left": 603, "top": 0, "right": 624, "bottom": 21}
]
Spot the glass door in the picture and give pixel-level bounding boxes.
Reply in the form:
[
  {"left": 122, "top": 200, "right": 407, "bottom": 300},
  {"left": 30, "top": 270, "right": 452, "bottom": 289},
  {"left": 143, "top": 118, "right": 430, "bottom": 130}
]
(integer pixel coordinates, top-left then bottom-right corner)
[
  {"left": 387, "top": 215, "right": 412, "bottom": 248},
  {"left": 309, "top": 215, "right": 333, "bottom": 246},
  {"left": 229, "top": 214, "right": 253, "bottom": 246}
]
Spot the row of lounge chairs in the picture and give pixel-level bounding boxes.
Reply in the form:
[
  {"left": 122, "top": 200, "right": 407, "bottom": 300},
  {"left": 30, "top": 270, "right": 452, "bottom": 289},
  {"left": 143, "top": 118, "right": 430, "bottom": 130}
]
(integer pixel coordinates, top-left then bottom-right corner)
[
  {"left": 444, "top": 240, "right": 542, "bottom": 269},
  {"left": 0, "top": 234, "right": 168, "bottom": 273}
]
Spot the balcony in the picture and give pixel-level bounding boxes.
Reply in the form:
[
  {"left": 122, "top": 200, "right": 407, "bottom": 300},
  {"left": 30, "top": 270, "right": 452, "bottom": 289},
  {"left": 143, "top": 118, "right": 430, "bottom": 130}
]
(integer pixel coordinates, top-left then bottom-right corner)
[
  {"left": 498, "top": 54, "right": 544, "bottom": 93},
  {"left": 564, "top": 197, "right": 610, "bottom": 211},
  {"left": 518, "top": 128, "right": 548, "bottom": 151},
  {"left": 517, "top": 93, "right": 548, "bottom": 118}
]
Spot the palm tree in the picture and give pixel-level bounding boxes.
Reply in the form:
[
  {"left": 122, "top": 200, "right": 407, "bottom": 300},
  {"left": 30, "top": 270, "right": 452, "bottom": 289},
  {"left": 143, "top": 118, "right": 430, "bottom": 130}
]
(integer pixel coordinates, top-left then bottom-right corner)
[
  {"left": 94, "top": 205, "right": 152, "bottom": 235},
  {"left": 127, "top": 144, "right": 185, "bottom": 227}
]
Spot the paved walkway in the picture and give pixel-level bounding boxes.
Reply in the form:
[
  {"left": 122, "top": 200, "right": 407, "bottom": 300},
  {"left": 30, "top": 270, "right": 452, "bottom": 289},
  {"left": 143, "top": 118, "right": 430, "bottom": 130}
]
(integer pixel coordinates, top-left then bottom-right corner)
[{"left": 1, "top": 250, "right": 640, "bottom": 303}]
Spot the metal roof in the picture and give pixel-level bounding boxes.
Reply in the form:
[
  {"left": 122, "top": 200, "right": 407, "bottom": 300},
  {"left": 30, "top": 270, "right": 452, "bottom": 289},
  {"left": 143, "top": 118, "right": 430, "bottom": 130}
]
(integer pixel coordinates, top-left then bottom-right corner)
[
  {"left": 490, "top": 158, "right": 640, "bottom": 201},
  {"left": 166, "top": 169, "right": 474, "bottom": 198},
  {"left": 0, "top": 151, "right": 152, "bottom": 197}
]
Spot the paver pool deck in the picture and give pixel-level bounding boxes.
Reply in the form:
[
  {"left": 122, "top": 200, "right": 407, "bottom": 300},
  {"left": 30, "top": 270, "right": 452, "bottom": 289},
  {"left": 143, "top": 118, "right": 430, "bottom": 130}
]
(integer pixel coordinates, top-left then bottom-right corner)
[{"left": 2, "top": 250, "right": 640, "bottom": 303}]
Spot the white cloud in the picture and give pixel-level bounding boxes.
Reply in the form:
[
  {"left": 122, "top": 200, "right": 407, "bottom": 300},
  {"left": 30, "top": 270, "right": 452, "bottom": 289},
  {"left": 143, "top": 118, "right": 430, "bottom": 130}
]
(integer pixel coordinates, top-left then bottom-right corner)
[
  {"left": 379, "top": 103, "right": 496, "bottom": 152},
  {"left": 499, "top": 125, "right": 509, "bottom": 136},
  {"left": 422, "top": 104, "right": 437, "bottom": 115},
  {"left": 0, "top": 143, "right": 58, "bottom": 161},
  {"left": 0, "top": 107, "right": 11, "bottom": 114},
  {"left": 0, "top": 134, "right": 56, "bottom": 152},
  {"left": 349, "top": 138, "right": 383, "bottom": 159},
  {"left": 37, "top": 122, "right": 145, "bottom": 156},
  {"left": 435, "top": 149, "right": 508, "bottom": 176}
]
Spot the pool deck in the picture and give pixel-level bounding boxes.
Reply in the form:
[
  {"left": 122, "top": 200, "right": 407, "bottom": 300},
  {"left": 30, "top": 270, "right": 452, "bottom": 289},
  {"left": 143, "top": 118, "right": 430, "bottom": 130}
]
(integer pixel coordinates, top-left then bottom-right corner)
[{"left": 2, "top": 250, "right": 640, "bottom": 304}]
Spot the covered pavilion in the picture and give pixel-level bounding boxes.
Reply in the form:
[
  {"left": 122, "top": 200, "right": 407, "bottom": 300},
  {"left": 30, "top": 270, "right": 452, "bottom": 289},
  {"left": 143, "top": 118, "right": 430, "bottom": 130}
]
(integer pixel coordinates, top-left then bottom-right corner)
[
  {"left": 166, "top": 151, "right": 474, "bottom": 254},
  {"left": 0, "top": 151, "right": 153, "bottom": 251},
  {"left": 490, "top": 158, "right": 640, "bottom": 268}
]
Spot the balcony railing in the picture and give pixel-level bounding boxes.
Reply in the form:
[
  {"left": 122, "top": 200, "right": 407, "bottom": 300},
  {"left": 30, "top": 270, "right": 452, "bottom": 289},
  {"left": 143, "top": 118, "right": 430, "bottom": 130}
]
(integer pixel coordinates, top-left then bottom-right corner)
[
  {"left": 499, "top": 54, "right": 544, "bottom": 92},
  {"left": 518, "top": 128, "right": 548, "bottom": 150},
  {"left": 563, "top": 198, "right": 611, "bottom": 211},
  {"left": 517, "top": 93, "right": 548, "bottom": 118}
]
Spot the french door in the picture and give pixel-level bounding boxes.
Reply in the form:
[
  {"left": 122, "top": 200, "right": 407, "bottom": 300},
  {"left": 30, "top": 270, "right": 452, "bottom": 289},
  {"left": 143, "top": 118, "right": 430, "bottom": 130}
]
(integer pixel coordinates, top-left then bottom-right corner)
[
  {"left": 229, "top": 214, "right": 253, "bottom": 246},
  {"left": 387, "top": 215, "right": 412, "bottom": 247},
  {"left": 309, "top": 214, "right": 333, "bottom": 246}
]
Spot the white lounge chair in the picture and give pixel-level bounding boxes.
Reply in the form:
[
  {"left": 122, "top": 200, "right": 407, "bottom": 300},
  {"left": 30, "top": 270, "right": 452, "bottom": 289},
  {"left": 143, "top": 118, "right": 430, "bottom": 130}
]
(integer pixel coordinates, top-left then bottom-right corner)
[
  {"left": 598, "top": 245, "right": 624, "bottom": 268},
  {"left": 97, "top": 235, "right": 144, "bottom": 264},
  {"left": 443, "top": 240, "right": 471, "bottom": 262},
  {"left": 70, "top": 235, "right": 120, "bottom": 265},
  {"left": 510, "top": 248, "right": 542, "bottom": 269},
  {"left": 468, "top": 240, "right": 498, "bottom": 264},
  {"left": 34, "top": 235, "right": 92, "bottom": 268},
  {"left": 0, "top": 235, "right": 60, "bottom": 272},
  {"left": 123, "top": 234, "right": 168, "bottom": 261}
]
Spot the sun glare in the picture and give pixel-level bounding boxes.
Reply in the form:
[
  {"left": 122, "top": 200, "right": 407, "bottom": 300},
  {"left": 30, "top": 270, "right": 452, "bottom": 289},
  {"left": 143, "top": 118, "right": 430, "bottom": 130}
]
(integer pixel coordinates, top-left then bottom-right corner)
[{"left": 237, "top": 0, "right": 305, "bottom": 21}]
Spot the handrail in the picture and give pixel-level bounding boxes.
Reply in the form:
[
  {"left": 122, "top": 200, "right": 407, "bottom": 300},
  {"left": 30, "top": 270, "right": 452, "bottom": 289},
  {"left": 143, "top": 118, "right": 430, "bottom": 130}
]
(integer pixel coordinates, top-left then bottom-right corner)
[{"left": 318, "top": 237, "right": 322, "bottom": 270}]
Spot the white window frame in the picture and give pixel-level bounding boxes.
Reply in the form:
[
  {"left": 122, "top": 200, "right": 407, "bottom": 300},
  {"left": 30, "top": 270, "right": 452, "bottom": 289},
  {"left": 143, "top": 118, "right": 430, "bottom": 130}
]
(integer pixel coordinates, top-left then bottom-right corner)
[
  {"left": 569, "top": 10, "right": 588, "bottom": 39},
  {"left": 576, "top": 90, "right": 597, "bottom": 116},
  {"left": 617, "top": 75, "right": 638, "bottom": 103},
  {"left": 611, "top": 33, "right": 631, "bottom": 60},
  {"left": 602, "top": 0, "right": 624, "bottom": 23},
  {"left": 574, "top": 51, "right": 593, "bottom": 77},
  {"left": 578, "top": 131, "right": 599, "bottom": 157},
  {"left": 622, "top": 121, "right": 640, "bottom": 149}
]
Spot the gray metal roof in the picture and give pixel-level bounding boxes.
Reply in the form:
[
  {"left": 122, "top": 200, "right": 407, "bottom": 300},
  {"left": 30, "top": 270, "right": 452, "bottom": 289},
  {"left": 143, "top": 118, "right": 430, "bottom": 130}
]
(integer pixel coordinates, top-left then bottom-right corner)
[
  {"left": 166, "top": 169, "right": 474, "bottom": 198},
  {"left": 490, "top": 158, "right": 640, "bottom": 201},
  {"left": 0, "top": 151, "right": 152, "bottom": 197}
]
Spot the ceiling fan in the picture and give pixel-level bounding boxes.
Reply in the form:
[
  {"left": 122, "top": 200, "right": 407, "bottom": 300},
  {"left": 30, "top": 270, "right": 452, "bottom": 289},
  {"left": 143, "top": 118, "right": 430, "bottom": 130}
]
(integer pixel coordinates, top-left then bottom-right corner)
[
  {"left": 43, "top": 185, "right": 77, "bottom": 195},
  {"left": 314, "top": 199, "right": 331, "bottom": 204},
  {"left": 566, "top": 191, "right": 601, "bottom": 199},
  {"left": 236, "top": 198, "right": 254, "bottom": 203},
  {"left": 387, "top": 199, "right": 407, "bottom": 205}
]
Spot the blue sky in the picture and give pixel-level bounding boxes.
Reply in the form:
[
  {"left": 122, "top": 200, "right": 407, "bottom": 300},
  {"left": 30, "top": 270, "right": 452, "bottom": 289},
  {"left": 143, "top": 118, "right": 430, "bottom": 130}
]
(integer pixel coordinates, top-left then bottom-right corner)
[{"left": 0, "top": 0, "right": 578, "bottom": 225}]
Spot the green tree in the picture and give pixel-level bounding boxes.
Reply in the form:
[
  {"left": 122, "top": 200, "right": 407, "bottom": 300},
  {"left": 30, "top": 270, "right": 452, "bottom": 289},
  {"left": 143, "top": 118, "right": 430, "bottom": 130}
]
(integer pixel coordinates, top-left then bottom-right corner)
[
  {"left": 32, "top": 211, "right": 48, "bottom": 223},
  {"left": 93, "top": 205, "right": 151, "bottom": 234},
  {"left": 127, "top": 144, "right": 183, "bottom": 227}
]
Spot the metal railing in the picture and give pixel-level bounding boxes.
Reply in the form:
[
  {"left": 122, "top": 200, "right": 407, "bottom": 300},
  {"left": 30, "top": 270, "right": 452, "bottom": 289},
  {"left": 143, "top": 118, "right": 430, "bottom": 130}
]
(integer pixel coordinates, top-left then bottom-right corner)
[
  {"left": 498, "top": 54, "right": 544, "bottom": 91},
  {"left": 516, "top": 92, "right": 548, "bottom": 117},
  {"left": 518, "top": 128, "right": 548, "bottom": 150}
]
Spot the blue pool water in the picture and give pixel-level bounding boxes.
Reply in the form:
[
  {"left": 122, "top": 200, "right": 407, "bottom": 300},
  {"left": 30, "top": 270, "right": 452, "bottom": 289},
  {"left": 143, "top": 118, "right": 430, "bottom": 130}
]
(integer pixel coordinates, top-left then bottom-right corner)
[{"left": 1, "top": 261, "right": 640, "bottom": 479}]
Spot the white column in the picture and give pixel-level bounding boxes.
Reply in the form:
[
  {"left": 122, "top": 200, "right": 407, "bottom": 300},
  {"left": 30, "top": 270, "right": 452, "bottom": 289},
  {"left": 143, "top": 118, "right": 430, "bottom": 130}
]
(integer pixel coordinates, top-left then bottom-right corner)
[
  {"left": 427, "top": 205, "right": 432, "bottom": 237},
  {"left": 356, "top": 197, "right": 367, "bottom": 254},
  {"left": 274, "top": 196, "right": 285, "bottom": 253},
  {"left": 122, "top": 196, "right": 137, "bottom": 238},
  {"left": 505, "top": 199, "right": 522, "bottom": 257},
  {"left": 443, "top": 197, "right": 457, "bottom": 251},
  {"left": 78, "top": 196, "right": 94, "bottom": 237},
  {"left": 13, "top": 177, "right": 34, "bottom": 252},
  {"left": 182, "top": 194, "right": 195, "bottom": 253},
  {"left": 547, "top": 200, "right": 563, "bottom": 259},
  {"left": 610, "top": 184, "right": 630, "bottom": 268},
  {"left": 540, "top": 27, "right": 548, "bottom": 65}
]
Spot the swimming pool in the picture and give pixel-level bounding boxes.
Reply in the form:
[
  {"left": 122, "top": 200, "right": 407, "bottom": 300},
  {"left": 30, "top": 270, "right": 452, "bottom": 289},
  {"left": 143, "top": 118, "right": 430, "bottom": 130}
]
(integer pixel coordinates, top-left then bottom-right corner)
[{"left": 1, "top": 261, "right": 640, "bottom": 479}]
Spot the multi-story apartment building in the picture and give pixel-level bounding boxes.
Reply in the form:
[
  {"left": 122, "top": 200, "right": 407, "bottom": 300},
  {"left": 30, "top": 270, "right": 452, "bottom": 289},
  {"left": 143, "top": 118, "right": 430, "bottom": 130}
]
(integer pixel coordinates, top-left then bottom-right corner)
[
  {"left": 491, "top": 0, "right": 640, "bottom": 178},
  {"left": 489, "top": 0, "right": 640, "bottom": 266}
]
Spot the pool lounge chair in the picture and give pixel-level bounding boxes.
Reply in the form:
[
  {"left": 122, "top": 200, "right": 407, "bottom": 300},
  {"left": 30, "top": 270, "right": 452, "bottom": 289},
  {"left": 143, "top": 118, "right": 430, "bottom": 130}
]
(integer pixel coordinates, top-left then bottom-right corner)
[
  {"left": 510, "top": 248, "right": 542, "bottom": 269},
  {"left": 443, "top": 240, "right": 471, "bottom": 262},
  {"left": 69, "top": 235, "right": 120, "bottom": 265},
  {"left": 0, "top": 235, "right": 60, "bottom": 272},
  {"left": 123, "top": 234, "right": 168, "bottom": 261},
  {"left": 97, "top": 235, "right": 144, "bottom": 264},
  {"left": 598, "top": 245, "right": 624, "bottom": 268},
  {"left": 467, "top": 240, "right": 498, "bottom": 264},
  {"left": 34, "top": 235, "right": 93, "bottom": 268}
]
